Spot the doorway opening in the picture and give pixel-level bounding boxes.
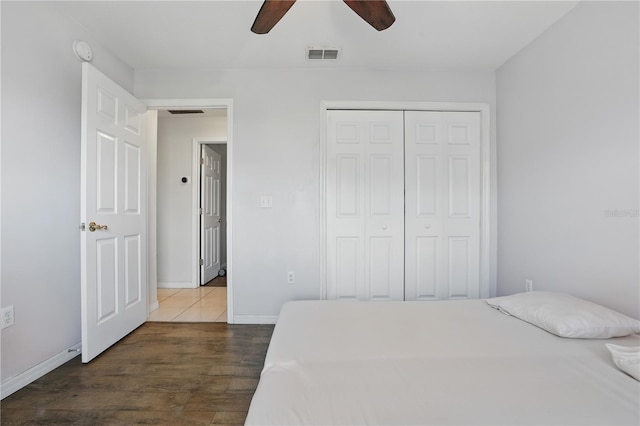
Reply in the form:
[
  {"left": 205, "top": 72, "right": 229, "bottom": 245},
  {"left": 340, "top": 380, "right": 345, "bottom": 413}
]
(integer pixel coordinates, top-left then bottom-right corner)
[
  {"left": 145, "top": 99, "right": 234, "bottom": 323},
  {"left": 195, "top": 139, "right": 228, "bottom": 287}
]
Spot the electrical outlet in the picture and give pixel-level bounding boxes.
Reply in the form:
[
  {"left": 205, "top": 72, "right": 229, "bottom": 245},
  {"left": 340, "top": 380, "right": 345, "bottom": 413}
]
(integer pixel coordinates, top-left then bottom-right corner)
[
  {"left": 1, "top": 306, "right": 15, "bottom": 329},
  {"left": 525, "top": 279, "right": 533, "bottom": 293},
  {"left": 287, "top": 271, "right": 295, "bottom": 284}
]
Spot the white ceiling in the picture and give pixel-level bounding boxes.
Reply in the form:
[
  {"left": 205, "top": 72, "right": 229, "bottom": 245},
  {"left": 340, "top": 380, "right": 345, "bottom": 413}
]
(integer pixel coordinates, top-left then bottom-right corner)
[{"left": 54, "top": 0, "right": 579, "bottom": 71}]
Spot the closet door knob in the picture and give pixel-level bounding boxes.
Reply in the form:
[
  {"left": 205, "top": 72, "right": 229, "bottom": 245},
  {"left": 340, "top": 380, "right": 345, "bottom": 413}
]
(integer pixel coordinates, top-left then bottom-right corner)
[
  {"left": 381, "top": 225, "right": 388, "bottom": 230},
  {"left": 424, "top": 224, "right": 431, "bottom": 229}
]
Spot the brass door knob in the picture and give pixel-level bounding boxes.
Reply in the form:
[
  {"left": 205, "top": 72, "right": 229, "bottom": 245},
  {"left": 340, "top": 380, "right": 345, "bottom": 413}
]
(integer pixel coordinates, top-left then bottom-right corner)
[{"left": 89, "top": 222, "right": 108, "bottom": 232}]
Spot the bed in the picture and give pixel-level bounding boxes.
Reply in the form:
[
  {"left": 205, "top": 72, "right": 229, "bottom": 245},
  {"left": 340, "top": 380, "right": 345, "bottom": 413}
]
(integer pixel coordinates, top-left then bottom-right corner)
[{"left": 246, "top": 294, "right": 640, "bottom": 425}]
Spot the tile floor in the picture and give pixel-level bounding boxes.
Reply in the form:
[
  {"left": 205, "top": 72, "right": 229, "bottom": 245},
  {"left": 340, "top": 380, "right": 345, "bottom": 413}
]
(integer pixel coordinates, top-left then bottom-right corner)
[{"left": 148, "top": 286, "right": 227, "bottom": 322}]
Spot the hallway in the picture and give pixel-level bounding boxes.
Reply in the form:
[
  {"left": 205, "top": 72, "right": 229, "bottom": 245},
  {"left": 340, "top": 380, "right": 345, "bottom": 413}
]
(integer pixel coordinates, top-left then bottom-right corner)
[{"left": 148, "top": 283, "right": 227, "bottom": 322}]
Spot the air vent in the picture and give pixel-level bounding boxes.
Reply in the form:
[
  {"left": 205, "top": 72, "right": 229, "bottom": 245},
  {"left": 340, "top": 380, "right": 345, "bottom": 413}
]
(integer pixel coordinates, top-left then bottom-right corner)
[
  {"left": 167, "top": 109, "right": 204, "bottom": 115},
  {"left": 307, "top": 47, "right": 340, "bottom": 61}
]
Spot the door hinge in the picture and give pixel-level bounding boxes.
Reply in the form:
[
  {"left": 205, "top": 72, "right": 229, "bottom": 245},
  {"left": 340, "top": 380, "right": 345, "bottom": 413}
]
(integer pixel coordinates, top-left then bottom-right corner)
[
  {"left": 199, "top": 208, "right": 203, "bottom": 215},
  {"left": 199, "top": 259, "right": 204, "bottom": 266},
  {"left": 200, "top": 158, "right": 205, "bottom": 165}
]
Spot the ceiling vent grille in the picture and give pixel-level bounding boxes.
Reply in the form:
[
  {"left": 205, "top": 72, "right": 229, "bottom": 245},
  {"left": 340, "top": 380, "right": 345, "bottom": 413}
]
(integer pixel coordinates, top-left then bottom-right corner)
[
  {"left": 167, "top": 109, "right": 204, "bottom": 115},
  {"left": 307, "top": 48, "right": 340, "bottom": 61}
]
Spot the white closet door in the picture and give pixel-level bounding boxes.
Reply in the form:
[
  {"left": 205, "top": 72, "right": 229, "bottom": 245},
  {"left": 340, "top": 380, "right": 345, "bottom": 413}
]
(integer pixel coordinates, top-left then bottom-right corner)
[
  {"left": 404, "top": 111, "right": 481, "bottom": 300},
  {"left": 326, "top": 110, "right": 404, "bottom": 300}
]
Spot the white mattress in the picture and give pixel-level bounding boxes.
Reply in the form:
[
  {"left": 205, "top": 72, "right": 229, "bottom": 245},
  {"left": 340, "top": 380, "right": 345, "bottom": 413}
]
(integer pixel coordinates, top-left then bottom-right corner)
[{"left": 246, "top": 300, "right": 640, "bottom": 425}]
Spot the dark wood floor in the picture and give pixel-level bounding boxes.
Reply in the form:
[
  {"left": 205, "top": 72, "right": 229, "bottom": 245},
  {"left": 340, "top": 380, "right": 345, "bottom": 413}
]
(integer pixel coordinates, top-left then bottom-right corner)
[
  {"left": 204, "top": 276, "right": 227, "bottom": 288},
  {"left": 1, "top": 322, "right": 274, "bottom": 425}
]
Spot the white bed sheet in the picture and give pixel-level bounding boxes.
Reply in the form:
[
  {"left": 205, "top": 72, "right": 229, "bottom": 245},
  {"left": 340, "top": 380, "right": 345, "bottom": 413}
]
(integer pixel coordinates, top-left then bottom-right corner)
[{"left": 246, "top": 300, "right": 640, "bottom": 425}]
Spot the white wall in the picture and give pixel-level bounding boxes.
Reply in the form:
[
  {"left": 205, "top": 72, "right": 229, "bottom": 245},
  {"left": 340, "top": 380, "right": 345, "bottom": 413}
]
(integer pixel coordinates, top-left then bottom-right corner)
[
  {"left": 496, "top": 1, "right": 639, "bottom": 318},
  {"left": 156, "top": 113, "right": 227, "bottom": 287},
  {"left": 136, "top": 68, "right": 497, "bottom": 319},
  {"left": 1, "top": 1, "right": 134, "bottom": 392}
]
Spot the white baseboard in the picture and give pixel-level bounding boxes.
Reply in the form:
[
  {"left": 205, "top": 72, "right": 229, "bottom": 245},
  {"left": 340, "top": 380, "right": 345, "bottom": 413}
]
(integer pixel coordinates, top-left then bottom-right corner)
[
  {"left": 232, "top": 314, "right": 278, "bottom": 325},
  {"left": 149, "top": 299, "right": 159, "bottom": 313},
  {"left": 1, "top": 342, "right": 81, "bottom": 400},
  {"left": 157, "top": 281, "right": 196, "bottom": 289}
]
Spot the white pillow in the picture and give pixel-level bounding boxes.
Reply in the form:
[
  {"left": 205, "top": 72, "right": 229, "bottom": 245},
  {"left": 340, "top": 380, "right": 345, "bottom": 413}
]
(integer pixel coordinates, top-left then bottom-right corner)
[
  {"left": 606, "top": 344, "right": 640, "bottom": 381},
  {"left": 486, "top": 292, "right": 640, "bottom": 339}
]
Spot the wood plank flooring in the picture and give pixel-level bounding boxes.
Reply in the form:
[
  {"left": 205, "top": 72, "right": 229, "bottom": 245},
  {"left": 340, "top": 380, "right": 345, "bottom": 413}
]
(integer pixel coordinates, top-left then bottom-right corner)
[{"left": 0, "top": 322, "right": 274, "bottom": 425}]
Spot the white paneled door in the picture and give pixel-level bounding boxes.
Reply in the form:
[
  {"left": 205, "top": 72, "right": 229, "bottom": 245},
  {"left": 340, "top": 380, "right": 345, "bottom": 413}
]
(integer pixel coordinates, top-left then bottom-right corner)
[
  {"left": 326, "top": 109, "right": 483, "bottom": 301},
  {"left": 80, "top": 63, "right": 148, "bottom": 363},
  {"left": 200, "top": 145, "right": 221, "bottom": 284},
  {"left": 326, "top": 110, "right": 405, "bottom": 300},
  {"left": 404, "top": 111, "right": 481, "bottom": 300}
]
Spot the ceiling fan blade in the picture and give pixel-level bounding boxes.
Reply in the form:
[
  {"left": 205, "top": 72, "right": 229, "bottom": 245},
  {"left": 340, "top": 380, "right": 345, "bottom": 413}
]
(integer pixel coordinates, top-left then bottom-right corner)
[
  {"left": 251, "top": 0, "right": 297, "bottom": 34},
  {"left": 343, "top": 0, "right": 395, "bottom": 31}
]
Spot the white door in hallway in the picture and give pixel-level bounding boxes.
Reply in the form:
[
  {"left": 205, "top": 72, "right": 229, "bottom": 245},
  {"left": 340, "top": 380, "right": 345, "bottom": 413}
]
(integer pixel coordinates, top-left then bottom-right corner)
[
  {"left": 404, "top": 111, "right": 481, "bottom": 300},
  {"left": 200, "top": 145, "right": 221, "bottom": 284},
  {"left": 326, "top": 110, "right": 405, "bottom": 300},
  {"left": 80, "top": 63, "right": 148, "bottom": 362}
]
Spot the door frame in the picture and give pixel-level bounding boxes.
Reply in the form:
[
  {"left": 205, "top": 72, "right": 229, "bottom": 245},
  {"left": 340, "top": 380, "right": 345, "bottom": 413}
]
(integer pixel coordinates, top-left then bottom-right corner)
[
  {"left": 319, "top": 101, "right": 493, "bottom": 300},
  {"left": 192, "top": 137, "right": 227, "bottom": 287},
  {"left": 143, "top": 98, "right": 234, "bottom": 323}
]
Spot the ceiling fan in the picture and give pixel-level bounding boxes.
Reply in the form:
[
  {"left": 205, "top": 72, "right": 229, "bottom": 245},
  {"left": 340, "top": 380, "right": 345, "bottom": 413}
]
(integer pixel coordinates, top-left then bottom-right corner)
[{"left": 251, "top": 0, "right": 396, "bottom": 34}]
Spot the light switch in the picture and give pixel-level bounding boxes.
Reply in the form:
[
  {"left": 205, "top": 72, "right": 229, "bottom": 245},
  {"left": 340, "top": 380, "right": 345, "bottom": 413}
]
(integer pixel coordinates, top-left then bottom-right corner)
[{"left": 260, "top": 195, "right": 273, "bottom": 208}]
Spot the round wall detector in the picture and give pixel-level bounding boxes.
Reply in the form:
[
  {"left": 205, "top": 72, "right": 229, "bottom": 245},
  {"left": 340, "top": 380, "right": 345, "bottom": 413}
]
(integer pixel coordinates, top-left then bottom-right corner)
[{"left": 73, "top": 40, "right": 93, "bottom": 62}]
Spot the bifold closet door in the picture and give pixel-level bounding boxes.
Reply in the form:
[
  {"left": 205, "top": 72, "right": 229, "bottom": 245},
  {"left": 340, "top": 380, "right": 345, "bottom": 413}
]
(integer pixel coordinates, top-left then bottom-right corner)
[
  {"left": 326, "top": 110, "right": 404, "bottom": 300},
  {"left": 404, "top": 111, "right": 481, "bottom": 300}
]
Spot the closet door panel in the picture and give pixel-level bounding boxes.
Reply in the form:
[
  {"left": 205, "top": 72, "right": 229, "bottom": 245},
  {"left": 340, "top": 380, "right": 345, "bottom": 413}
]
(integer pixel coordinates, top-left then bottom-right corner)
[
  {"left": 414, "top": 236, "right": 438, "bottom": 299},
  {"left": 327, "top": 110, "right": 404, "bottom": 301},
  {"left": 369, "top": 237, "right": 393, "bottom": 299},
  {"left": 336, "top": 155, "right": 360, "bottom": 217},
  {"left": 448, "top": 236, "right": 471, "bottom": 298},
  {"left": 405, "top": 112, "right": 444, "bottom": 300},
  {"left": 416, "top": 156, "right": 438, "bottom": 216},
  {"left": 335, "top": 237, "right": 361, "bottom": 299},
  {"left": 369, "top": 155, "right": 393, "bottom": 216},
  {"left": 444, "top": 112, "right": 481, "bottom": 299},
  {"left": 405, "top": 111, "right": 481, "bottom": 300},
  {"left": 449, "top": 156, "right": 471, "bottom": 218}
]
